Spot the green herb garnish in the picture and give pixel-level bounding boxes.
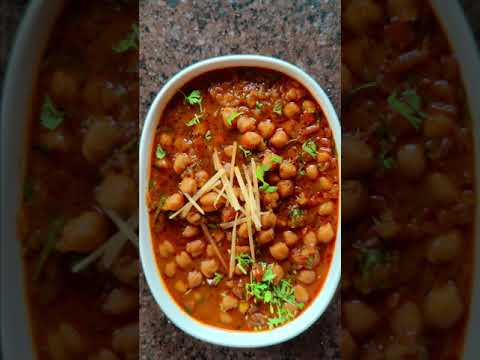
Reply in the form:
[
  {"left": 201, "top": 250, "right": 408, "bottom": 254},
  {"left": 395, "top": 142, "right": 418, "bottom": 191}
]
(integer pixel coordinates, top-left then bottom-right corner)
[
  {"left": 273, "top": 101, "right": 283, "bottom": 115},
  {"left": 212, "top": 272, "right": 223, "bottom": 286},
  {"left": 270, "top": 154, "right": 283, "bottom": 164},
  {"left": 113, "top": 24, "right": 139, "bottom": 53},
  {"left": 40, "top": 96, "right": 64, "bottom": 130},
  {"left": 256, "top": 164, "right": 277, "bottom": 193},
  {"left": 302, "top": 139, "right": 317, "bottom": 157},
  {"left": 357, "top": 247, "right": 390, "bottom": 281},
  {"left": 256, "top": 101, "right": 263, "bottom": 110},
  {"left": 185, "top": 113, "right": 203, "bottom": 127},
  {"left": 155, "top": 144, "right": 167, "bottom": 159},
  {"left": 235, "top": 253, "right": 254, "bottom": 275},
  {"left": 204, "top": 130, "right": 212, "bottom": 141},
  {"left": 185, "top": 90, "right": 202, "bottom": 106},
  {"left": 388, "top": 89, "right": 426, "bottom": 130},
  {"left": 34, "top": 218, "right": 65, "bottom": 280},
  {"left": 226, "top": 111, "right": 242, "bottom": 126},
  {"left": 288, "top": 207, "right": 305, "bottom": 228},
  {"left": 239, "top": 145, "right": 252, "bottom": 158}
]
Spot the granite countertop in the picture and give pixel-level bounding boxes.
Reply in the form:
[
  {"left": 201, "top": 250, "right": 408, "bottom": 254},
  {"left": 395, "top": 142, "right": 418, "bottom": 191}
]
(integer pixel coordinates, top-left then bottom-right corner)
[{"left": 139, "top": 1, "right": 340, "bottom": 359}]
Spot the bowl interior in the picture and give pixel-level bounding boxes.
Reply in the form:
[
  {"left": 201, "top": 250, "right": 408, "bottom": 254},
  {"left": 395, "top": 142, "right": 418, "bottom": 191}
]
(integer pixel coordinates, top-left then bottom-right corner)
[{"left": 139, "top": 55, "right": 341, "bottom": 348}]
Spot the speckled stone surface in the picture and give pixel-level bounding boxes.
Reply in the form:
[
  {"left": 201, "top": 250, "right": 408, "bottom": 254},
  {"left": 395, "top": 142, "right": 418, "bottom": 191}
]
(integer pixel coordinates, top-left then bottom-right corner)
[{"left": 139, "top": 0, "right": 341, "bottom": 359}]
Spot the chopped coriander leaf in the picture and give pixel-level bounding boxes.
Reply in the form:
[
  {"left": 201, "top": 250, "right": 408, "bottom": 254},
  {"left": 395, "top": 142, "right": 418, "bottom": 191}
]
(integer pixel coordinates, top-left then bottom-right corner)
[
  {"left": 157, "top": 194, "right": 167, "bottom": 209},
  {"left": 262, "top": 265, "right": 276, "bottom": 282},
  {"left": 155, "top": 144, "right": 167, "bottom": 159},
  {"left": 256, "top": 164, "right": 277, "bottom": 193},
  {"left": 305, "top": 256, "right": 315, "bottom": 269},
  {"left": 271, "top": 154, "right": 283, "bottom": 163},
  {"left": 256, "top": 101, "right": 263, "bottom": 110},
  {"left": 113, "top": 24, "right": 138, "bottom": 53},
  {"left": 40, "top": 96, "right": 64, "bottom": 130},
  {"left": 239, "top": 145, "right": 252, "bottom": 158},
  {"left": 382, "top": 156, "right": 395, "bottom": 169},
  {"left": 388, "top": 89, "right": 426, "bottom": 130},
  {"left": 34, "top": 217, "right": 65, "bottom": 280},
  {"left": 288, "top": 207, "right": 305, "bottom": 228},
  {"left": 212, "top": 272, "right": 223, "bottom": 285},
  {"left": 357, "top": 247, "right": 390, "bottom": 281},
  {"left": 273, "top": 100, "right": 283, "bottom": 115},
  {"left": 185, "top": 114, "right": 203, "bottom": 126},
  {"left": 184, "top": 90, "right": 202, "bottom": 106},
  {"left": 204, "top": 130, "right": 212, "bottom": 141},
  {"left": 226, "top": 111, "right": 242, "bottom": 126},
  {"left": 302, "top": 139, "right": 317, "bottom": 157},
  {"left": 235, "top": 253, "right": 254, "bottom": 274}
]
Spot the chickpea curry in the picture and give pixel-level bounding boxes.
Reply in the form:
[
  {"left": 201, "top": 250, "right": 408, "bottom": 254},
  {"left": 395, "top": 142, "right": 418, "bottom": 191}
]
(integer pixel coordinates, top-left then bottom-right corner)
[
  {"left": 148, "top": 69, "right": 338, "bottom": 330},
  {"left": 19, "top": 1, "right": 139, "bottom": 359},
  {"left": 342, "top": 1, "right": 475, "bottom": 359}
]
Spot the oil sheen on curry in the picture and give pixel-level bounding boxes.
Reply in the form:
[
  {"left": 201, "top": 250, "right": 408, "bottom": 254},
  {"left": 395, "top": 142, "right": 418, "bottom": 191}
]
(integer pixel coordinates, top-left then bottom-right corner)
[
  {"left": 342, "top": 1, "right": 475, "bottom": 359},
  {"left": 19, "top": 1, "right": 138, "bottom": 359},
  {"left": 148, "top": 69, "right": 338, "bottom": 330}
]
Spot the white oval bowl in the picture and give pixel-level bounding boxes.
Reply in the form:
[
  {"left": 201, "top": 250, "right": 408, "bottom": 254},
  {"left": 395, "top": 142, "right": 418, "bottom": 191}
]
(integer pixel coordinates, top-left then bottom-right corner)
[{"left": 139, "top": 55, "right": 342, "bottom": 348}]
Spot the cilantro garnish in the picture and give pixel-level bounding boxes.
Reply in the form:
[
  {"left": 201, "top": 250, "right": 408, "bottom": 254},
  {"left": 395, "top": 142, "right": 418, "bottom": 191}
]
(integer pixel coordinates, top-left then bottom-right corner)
[
  {"left": 288, "top": 207, "right": 305, "bottom": 228},
  {"left": 34, "top": 217, "right": 65, "bottom": 280},
  {"left": 212, "top": 272, "right": 223, "bottom": 286},
  {"left": 113, "top": 24, "right": 139, "bottom": 53},
  {"left": 226, "top": 111, "right": 242, "bottom": 126},
  {"left": 388, "top": 89, "right": 426, "bottom": 130},
  {"left": 185, "top": 113, "right": 203, "bottom": 127},
  {"left": 256, "top": 164, "right": 277, "bottom": 193},
  {"left": 256, "top": 101, "right": 263, "bottom": 110},
  {"left": 40, "top": 96, "right": 64, "bottom": 130},
  {"left": 357, "top": 247, "right": 390, "bottom": 281},
  {"left": 204, "top": 130, "right": 212, "bottom": 141},
  {"left": 239, "top": 145, "right": 252, "bottom": 158},
  {"left": 270, "top": 154, "right": 283, "bottom": 164},
  {"left": 302, "top": 139, "right": 317, "bottom": 158},
  {"left": 235, "top": 253, "right": 254, "bottom": 275},
  {"left": 185, "top": 90, "right": 202, "bottom": 105},
  {"left": 155, "top": 144, "right": 167, "bottom": 159},
  {"left": 273, "top": 101, "right": 283, "bottom": 115}
]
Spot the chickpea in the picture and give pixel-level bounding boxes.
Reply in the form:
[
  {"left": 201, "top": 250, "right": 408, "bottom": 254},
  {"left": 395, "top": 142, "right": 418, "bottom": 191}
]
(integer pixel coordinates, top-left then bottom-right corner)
[
  {"left": 199, "top": 191, "right": 221, "bottom": 212},
  {"left": 111, "top": 257, "right": 138, "bottom": 286},
  {"left": 195, "top": 170, "right": 209, "bottom": 187},
  {"left": 423, "top": 282, "right": 464, "bottom": 329},
  {"left": 257, "top": 119, "right": 276, "bottom": 139},
  {"left": 111, "top": 323, "right": 138, "bottom": 357},
  {"left": 426, "top": 229, "right": 462, "bottom": 264},
  {"left": 283, "top": 231, "right": 299, "bottom": 247},
  {"left": 206, "top": 244, "right": 215, "bottom": 257},
  {"left": 317, "top": 223, "right": 335, "bottom": 243},
  {"left": 303, "top": 231, "right": 317, "bottom": 247},
  {"left": 89, "top": 349, "right": 119, "bottom": 360},
  {"left": 174, "top": 280, "right": 187, "bottom": 293},
  {"left": 423, "top": 113, "right": 453, "bottom": 138},
  {"left": 261, "top": 211, "right": 277, "bottom": 229},
  {"left": 159, "top": 133, "right": 173, "bottom": 147},
  {"left": 257, "top": 228, "right": 275, "bottom": 245},
  {"left": 305, "top": 164, "right": 319, "bottom": 180},
  {"left": 390, "top": 302, "right": 423, "bottom": 336},
  {"left": 38, "top": 128, "right": 72, "bottom": 153},
  {"left": 186, "top": 210, "right": 202, "bottom": 225},
  {"left": 302, "top": 100, "right": 316, "bottom": 113},
  {"left": 219, "top": 312, "right": 233, "bottom": 324},
  {"left": 102, "top": 288, "right": 137, "bottom": 315},
  {"left": 317, "top": 151, "right": 331, "bottom": 163},
  {"left": 342, "top": 135, "right": 375, "bottom": 178},
  {"left": 164, "top": 261, "right": 177, "bottom": 278},
  {"left": 294, "top": 284, "right": 310, "bottom": 303},
  {"left": 240, "top": 131, "right": 263, "bottom": 150},
  {"left": 187, "top": 270, "right": 203, "bottom": 289},
  {"left": 221, "top": 107, "right": 237, "bottom": 128},
  {"left": 224, "top": 145, "right": 234, "bottom": 157},
  {"left": 341, "top": 330, "right": 358, "bottom": 360},
  {"left": 200, "top": 259, "right": 219, "bottom": 278},
  {"left": 269, "top": 242, "right": 290, "bottom": 260},
  {"left": 182, "top": 225, "right": 199, "bottom": 238},
  {"left": 279, "top": 161, "right": 297, "bottom": 179},
  {"left": 318, "top": 201, "right": 335, "bottom": 216},
  {"left": 163, "top": 193, "right": 185, "bottom": 211},
  {"left": 318, "top": 176, "right": 333, "bottom": 191},
  {"left": 237, "top": 116, "right": 256, "bottom": 133},
  {"left": 173, "top": 153, "right": 191, "bottom": 174},
  {"left": 344, "top": 0, "right": 383, "bottom": 34},
  {"left": 270, "top": 129, "right": 289, "bottom": 148},
  {"left": 343, "top": 300, "right": 379, "bottom": 336},
  {"left": 186, "top": 239, "right": 205, "bottom": 258},
  {"left": 262, "top": 191, "right": 280, "bottom": 209},
  {"left": 158, "top": 241, "right": 175, "bottom": 258},
  {"left": 277, "top": 180, "right": 294, "bottom": 198},
  {"left": 272, "top": 264, "right": 284, "bottom": 285},
  {"left": 237, "top": 222, "right": 249, "bottom": 239},
  {"left": 50, "top": 70, "right": 79, "bottom": 103},
  {"left": 179, "top": 177, "right": 198, "bottom": 195},
  {"left": 82, "top": 121, "right": 121, "bottom": 163},
  {"left": 286, "top": 88, "right": 300, "bottom": 101},
  {"left": 426, "top": 172, "right": 459, "bottom": 205},
  {"left": 221, "top": 206, "right": 236, "bottom": 223},
  {"left": 397, "top": 143, "right": 426, "bottom": 179},
  {"left": 56, "top": 211, "right": 109, "bottom": 253},
  {"left": 388, "top": 0, "right": 419, "bottom": 22},
  {"left": 283, "top": 102, "right": 301, "bottom": 119},
  {"left": 221, "top": 295, "right": 239, "bottom": 311},
  {"left": 297, "top": 270, "right": 316, "bottom": 284},
  {"left": 154, "top": 158, "right": 170, "bottom": 169},
  {"left": 58, "top": 322, "right": 86, "bottom": 354},
  {"left": 175, "top": 251, "right": 193, "bottom": 270},
  {"left": 95, "top": 174, "right": 136, "bottom": 217}
]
